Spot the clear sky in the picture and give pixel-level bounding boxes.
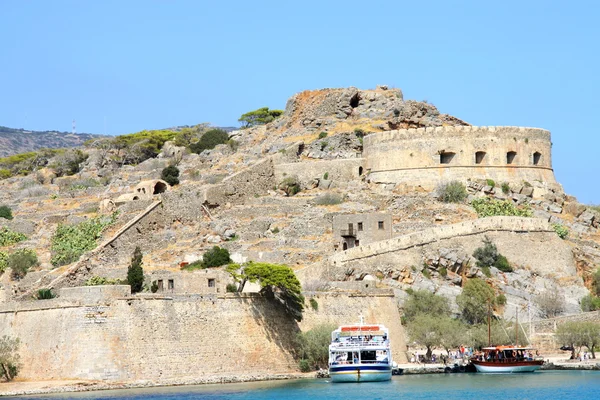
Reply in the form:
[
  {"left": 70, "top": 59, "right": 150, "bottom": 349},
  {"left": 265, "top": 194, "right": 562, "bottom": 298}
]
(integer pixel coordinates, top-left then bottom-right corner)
[{"left": 0, "top": 1, "right": 598, "bottom": 203}]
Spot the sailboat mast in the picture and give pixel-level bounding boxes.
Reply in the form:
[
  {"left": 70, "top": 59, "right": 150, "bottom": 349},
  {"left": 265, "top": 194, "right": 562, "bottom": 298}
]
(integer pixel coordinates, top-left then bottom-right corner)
[
  {"left": 488, "top": 301, "right": 491, "bottom": 347},
  {"left": 515, "top": 307, "right": 519, "bottom": 347}
]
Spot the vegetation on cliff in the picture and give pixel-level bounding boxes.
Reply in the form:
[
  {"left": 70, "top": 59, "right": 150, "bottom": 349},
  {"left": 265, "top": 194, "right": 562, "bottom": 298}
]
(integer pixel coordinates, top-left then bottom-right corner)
[
  {"left": 50, "top": 213, "right": 117, "bottom": 267},
  {"left": 189, "top": 128, "right": 229, "bottom": 154},
  {"left": 8, "top": 249, "right": 39, "bottom": 280},
  {"left": 437, "top": 181, "right": 468, "bottom": 203},
  {"left": 227, "top": 262, "right": 305, "bottom": 321},
  {"left": 473, "top": 237, "right": 513, "bottom": 273},
  {"left": 0, "top": 227, "right": 26, "bottom": 247},
  {"left": 456, "top": 278, "right": 496, "bottom": 325},
  {"left": 161, "top": 165, "right": 180, "bottom": 186},
  {"left": 0, "top": 205, "right": 13, "bottom": 220},
  {"left": 471, "top": 198, "right": 532, "bottom": 218},
  {"left": 185, "top": 246, "right": 232, "bottom": 270}
]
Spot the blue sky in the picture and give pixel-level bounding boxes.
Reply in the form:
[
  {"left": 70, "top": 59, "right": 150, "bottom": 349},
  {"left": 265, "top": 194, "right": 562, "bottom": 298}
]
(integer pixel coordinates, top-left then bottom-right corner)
[{"left": 0, "top": 1, "right": 598, "bottom": 203}]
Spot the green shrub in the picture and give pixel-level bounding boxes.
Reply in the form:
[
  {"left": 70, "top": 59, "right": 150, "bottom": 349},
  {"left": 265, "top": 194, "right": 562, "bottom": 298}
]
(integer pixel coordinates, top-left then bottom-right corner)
[
  {"left": 298, "top": 359, "right": 311, "bottom": 372},
  {"left": 295, "top": 323, "right": 337, "bottom": 370},
  {"left": 189, "top": 129, "right": 229, "bottom": 153},
  {"left": 314, "top": 193, "right": 343, "bottom": 206},
  {"left": 36, "top": 288, "right": 55, "bottom": 300},
  {"left": 50, "top": 214, "right": 116, "bottom": 267},
  {"left": 8, "top": 249, "right": 38, "bottom": 280},
  {"left": 354, "top": 128, "right": 366, "bottom": 138},
  {"left": 439, "top": 267, "right": 448, "bottom": 277},
  {"left": 319, "top": 141, "right": 327, "bottom": 151},
  {"left": 50, "top": 149, "right": 88, "bottom": 177},
  {"left": 0, "top": 205, "right": 13, "bottom": 220},
  {"left": 226, "top": 283, "right": 238, "bottom": 293},
  {"left": 323, "top": 172, "right": 329, "bottom": 180},
  {"left": 553, "top": 223, "right": 569, "bottom": 239},
  {"left": 495, "top": 255, "right": 513, "bottom": 272},
  {"left": 0, "top": 227, "right": 27, "bottom": 247},
  {"left": 271, "top": 227, "right": 280, "bottom": 234},
  {"left": 481, "top": 266, "right": 492, "bottom": 278},
  {"left": 473, "top": 237, "right": 513, "bottom": 273},
  {"left": 127, "top": 246, "right": 144, "bottom": 293},
  {"left": 161, "top": 165, "right": 180, "bottom": 186},
  {"left": 0, "top": 169, "right": 12, "bottom": 179},
  {"left": 112, "top": 129, "right": 177, "bottom": 165},
  {"left": 501, "top": 182, "right": 510, "bottom": 194},
  {"left": 318, "top": 132, "right": 328, "bottom": 139},
  {"left": 421, "top": 269, "right": 431, "bottom": 279},
  {"left": 201, "top": 246, "right": 231, "bottom": 268},
  {"left": 310, "top": 298, "right": 319, "bottom": 311},
  {"left": 437, "top": 181, "right": 468, "bottom": 203},
  {"left": 279, "top": 176, "right": 301, "bottom": 196},
  {"left": 496, "top": 293, "right": 507, "bottom": 305},
  {"left": 85, "top": 276, "right": 123, "bottom": 286},
  {"left": 486, "top": 179, "right": 496, "bottom": 188},
  {"left": 471, "top": 198, "right": 532, "bottom": 217},
  {"left": 0, "top": 251, "right": 7, "bottom": 273},
  {"left": 581, "top": 295, "right": 600, "bottom": 312},
  {"left": 227, "top": 139, "right": 239, "bottom": 152}
]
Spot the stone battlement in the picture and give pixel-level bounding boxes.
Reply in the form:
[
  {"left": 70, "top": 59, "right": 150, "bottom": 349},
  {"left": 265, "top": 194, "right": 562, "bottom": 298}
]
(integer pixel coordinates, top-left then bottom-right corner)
[{"left": 364, "top": 126, "right": 555, "bottom": 189}]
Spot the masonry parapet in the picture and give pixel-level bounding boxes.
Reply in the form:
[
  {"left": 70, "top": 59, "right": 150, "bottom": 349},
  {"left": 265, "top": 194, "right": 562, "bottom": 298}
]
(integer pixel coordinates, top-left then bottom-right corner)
[
  {"left": 364, "top": 126, "right": 556, "bottom": 189},
  {"left": 331, "top": 216, "right": 553, "bottom": 265}
]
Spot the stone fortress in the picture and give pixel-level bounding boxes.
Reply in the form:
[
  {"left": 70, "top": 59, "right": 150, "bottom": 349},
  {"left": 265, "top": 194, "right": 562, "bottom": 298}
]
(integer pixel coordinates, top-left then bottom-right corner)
[
  {"left": 364, "top": 126, "right": 556, "bottom": 190},
  {"left": 0, "top": 85, "right": 599, "bottom": 386}
]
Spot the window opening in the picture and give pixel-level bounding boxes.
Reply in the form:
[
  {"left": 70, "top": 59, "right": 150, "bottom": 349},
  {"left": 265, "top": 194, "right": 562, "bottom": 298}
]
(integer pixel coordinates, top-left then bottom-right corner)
[
  {"left": 357, "top": 222, "right": 363, "bottom": 231},
  {"left": 533, "top": 152, "right": 541, "bottom": 165},
  {"left": 475, "top": 151, "right": 486, "bottom": 164},
  {"left": 208, "top": 278, "right": 215, "bottom": 288},
  {"left": 168, "top": 279, "right": 174, "bottom": 291},
  {"left": 440, "top": 151, "right": 455, "bottom": 164},
  {"left": 378, "top": 221, "right": 384, "bottom": 230},
  {"left": 507, "top": 151, "right": 517, "bottom": 164}
]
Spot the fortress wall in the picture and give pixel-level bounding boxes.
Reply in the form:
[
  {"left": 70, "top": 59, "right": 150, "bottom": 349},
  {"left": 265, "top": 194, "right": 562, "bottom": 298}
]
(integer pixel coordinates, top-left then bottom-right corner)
[
  {"left": 300, "top": 293, "right": 408, "bottom": 364},
  {"left": 274, "top": 159, "right": 363, "bottom": 188},
  {"left": 0, "top": 290, "right": 408, "bottom": 381},
  {"left": 364, "top": 126, "right": 555, "bottom": 189},
  {"left": 0, "top": 294, "right": 300, "bottom": 382},
  {"left": 523, "top": 311, "right": 600, "bottom": 351}
]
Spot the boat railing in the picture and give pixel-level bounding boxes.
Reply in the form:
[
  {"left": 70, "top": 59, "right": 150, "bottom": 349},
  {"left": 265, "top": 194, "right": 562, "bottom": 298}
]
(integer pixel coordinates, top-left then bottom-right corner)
[
  {"left": 330, "top": 340, "right": 389, "bottom": 348},
  {"left": 330, "top": 360, "right": 389, "bottom": 365}
]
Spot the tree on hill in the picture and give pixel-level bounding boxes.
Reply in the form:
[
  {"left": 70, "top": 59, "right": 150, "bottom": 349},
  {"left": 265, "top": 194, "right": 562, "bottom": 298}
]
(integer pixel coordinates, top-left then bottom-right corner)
[
  {"left": 127, "top": 246, "right": 144, "bottom": 293},
  {"left": 238, "top": 107, "right": 284, "bottom": 128},
  {"left": 403, "top": 289, "right": 451, "bottom": 323},
  {"left": 456, "top": 278, "right": 496, "bottom": 324},
  {"left": 0, "top": 335, "right": 20, "bottom": 381},
  {"left": 227, "top": 262, "right": 305, "bottom": 321},
  {"left": 295, "top": 323, "right": 337, "bottom": 371},
  {"left": 161, "top": 165, "right": 180, "bottom": 186}
]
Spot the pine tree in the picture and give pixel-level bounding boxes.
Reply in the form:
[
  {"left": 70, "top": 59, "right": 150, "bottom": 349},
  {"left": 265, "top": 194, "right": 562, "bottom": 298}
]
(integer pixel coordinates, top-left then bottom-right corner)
[{"left": 127, "top": 246, "right": 144, "bottom": 293}]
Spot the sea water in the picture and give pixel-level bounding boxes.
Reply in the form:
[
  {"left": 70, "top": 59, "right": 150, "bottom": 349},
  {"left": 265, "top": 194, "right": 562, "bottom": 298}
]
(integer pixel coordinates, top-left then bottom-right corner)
[{"left": 10, "top": 371, "right": 600, "bottom": 400}]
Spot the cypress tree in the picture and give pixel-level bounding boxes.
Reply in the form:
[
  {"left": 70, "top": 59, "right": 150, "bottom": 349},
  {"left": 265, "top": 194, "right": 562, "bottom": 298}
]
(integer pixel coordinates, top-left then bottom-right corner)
[{"left": 127, "top": 246, "right": 144, "bottom": 293}]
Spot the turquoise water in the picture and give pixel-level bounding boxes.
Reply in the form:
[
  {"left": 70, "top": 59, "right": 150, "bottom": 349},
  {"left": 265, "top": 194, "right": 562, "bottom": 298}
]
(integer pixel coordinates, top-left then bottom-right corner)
[{"left": 11, "top": 371, "right": 600, "bottom": 400}]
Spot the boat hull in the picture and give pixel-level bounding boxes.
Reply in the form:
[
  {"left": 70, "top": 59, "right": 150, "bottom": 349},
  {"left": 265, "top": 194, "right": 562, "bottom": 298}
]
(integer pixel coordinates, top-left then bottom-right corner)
[
  {"left": 329, "top": 364, "right": 392, "bottom": 382},
  {"left": 472, "top": 360, "right": 544, "bottom": 373}
]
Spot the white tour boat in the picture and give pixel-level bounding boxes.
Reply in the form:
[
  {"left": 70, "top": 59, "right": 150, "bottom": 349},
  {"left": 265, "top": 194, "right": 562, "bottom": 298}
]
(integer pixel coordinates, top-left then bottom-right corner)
[{"left": 328, "top": 319, "right": 393, "bottom": 382}]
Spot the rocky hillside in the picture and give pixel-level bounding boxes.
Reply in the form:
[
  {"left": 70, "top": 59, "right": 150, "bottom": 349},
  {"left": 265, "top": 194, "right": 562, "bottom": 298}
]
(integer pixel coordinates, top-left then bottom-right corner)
[
  {"left": 0, "top": 126, "right": 105, "bottom": 157},
  {"left": 0, "top": 85, "right": 599, "bottom": 323}
]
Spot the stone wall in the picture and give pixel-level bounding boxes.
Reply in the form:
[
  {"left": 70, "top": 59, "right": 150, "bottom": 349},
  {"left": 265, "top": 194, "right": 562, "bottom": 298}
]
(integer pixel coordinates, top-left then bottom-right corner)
[
  {"left": 0, "top": 293, "right": 298, "bottom": 381},
  {"left": 274, "top": 159, "right": 363, "bottom": 188},
  {"left": 0, "top": 288, "right": 407, "bottom": 381},
  {"left": 147, "top": 269, "right": 230, "bottom": 295},
  {"left": 364, "top": 126, "right": 556, "bottom": 189}
]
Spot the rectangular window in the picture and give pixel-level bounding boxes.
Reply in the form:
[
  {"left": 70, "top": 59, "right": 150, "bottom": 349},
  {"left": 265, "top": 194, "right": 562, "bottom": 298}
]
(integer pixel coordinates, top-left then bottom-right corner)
[
  {"left": 157, "top": 280, "right": 164, "bottom": 291},
  {"left": 357, "top": 222, "right": 363, "bottom": 231},
  {"left": 378, "top": 221, "right": 384, "bottom": 230},
  {"left": 355, "top": 240, "right": 360, "bottom": 247},
  {"left": 168, "top": 279, "right": 174, "bottom": 291},
  {"left": 208, "top": 278, "right": 215, "bottom": 288}
]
